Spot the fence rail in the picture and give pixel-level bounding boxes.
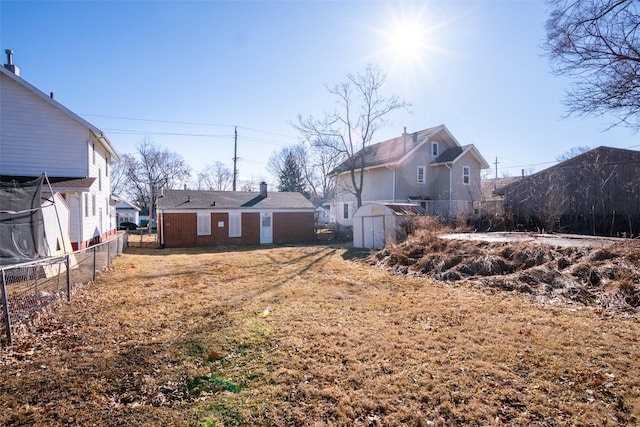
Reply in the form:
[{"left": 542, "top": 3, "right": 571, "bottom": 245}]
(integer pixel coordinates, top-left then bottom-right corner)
[{"left": 0, "top": 233, "right": 128, "bottom": 345}]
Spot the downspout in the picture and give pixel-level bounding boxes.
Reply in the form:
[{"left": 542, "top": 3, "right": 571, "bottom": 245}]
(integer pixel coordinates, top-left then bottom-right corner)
[{"left": 385, "top": 165, "right": 396, "bottom": 202}]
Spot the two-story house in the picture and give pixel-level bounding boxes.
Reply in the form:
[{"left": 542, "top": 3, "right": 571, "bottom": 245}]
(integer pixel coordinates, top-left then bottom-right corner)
[
  {"left": 0, "top": 51, "right": 120, "bottom": 250},
  {"left": 331, "top": 125, "right": 489, "bottom": 227}
]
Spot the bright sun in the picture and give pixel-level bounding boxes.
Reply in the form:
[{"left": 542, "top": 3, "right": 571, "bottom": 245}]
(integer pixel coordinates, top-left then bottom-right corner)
[
  {"left": 368, "top": 4, "right": 446, "bottom": 79},
  {"left": 387, "top": 20, "right": 428, "bottom": 64}
]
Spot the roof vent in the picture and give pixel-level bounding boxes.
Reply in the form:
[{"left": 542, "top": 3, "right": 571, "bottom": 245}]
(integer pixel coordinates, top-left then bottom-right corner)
[{"left": 4, "top": 49, "right": 20, "bottom": 76}]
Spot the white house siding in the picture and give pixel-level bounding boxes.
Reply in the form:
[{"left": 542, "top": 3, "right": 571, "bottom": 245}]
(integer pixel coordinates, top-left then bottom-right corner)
[
  {"left": 1, "top": 69, "right": 118, "bottom": 248},
  {"left": 0, "top": 73, "right": 88, "bottom": 177},
  {"left": 449, "top": 151, "right": 483, "bottom": 204}
]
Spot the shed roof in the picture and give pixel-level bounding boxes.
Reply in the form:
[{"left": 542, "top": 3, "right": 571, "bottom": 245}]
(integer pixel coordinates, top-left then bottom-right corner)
[{"left": 157, "top": 189, "right": 315, "bottom": 210}]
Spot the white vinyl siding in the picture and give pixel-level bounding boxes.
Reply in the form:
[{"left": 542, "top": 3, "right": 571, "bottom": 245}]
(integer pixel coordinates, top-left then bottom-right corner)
[
  {"left": 417, "top": 166, "right": 426, "bottom": 184},
  {"left": 229, "top": 212, "right": 242, "bottom": 237},
  {"left": 0, "top": 73, "right": 90, "bottom": 177},
  {"left": 197, "top": 212, "right": 211, "bottom": 236}
]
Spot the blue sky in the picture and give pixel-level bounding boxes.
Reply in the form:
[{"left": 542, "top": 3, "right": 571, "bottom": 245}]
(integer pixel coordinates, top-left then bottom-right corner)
[{"left": 2, "top": 0, "right": 638, "bottom": 187}]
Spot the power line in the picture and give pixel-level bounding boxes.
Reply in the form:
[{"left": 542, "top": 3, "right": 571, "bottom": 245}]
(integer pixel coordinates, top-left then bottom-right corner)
[{"left": 82, "top": 113, "right": 299, "bottom": 140}]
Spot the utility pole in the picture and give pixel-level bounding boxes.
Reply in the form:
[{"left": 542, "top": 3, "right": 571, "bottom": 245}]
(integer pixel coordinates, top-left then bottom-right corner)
[
  {"left": 494, "top": 157, "right": 499, "bottom": 190},
  {"left": 233, "top": 126, "right": 238, "bottom": 191}
]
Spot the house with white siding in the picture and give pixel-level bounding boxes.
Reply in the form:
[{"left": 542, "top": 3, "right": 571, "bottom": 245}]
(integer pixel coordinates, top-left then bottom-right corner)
[
  {"left": 331, "top": 125, "right": 489, "bottom": 227},
  {"left": 0, "top": 51, "right": 120, "bottom": 249}
]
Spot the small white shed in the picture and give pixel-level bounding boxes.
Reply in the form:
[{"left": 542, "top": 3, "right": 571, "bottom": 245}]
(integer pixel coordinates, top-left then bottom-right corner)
[
  {"left": 353, "top": 203, "right": 426, "bottom": 249},
  {"left": 41, "top": 192, "right": 71, "bottom": 255}
]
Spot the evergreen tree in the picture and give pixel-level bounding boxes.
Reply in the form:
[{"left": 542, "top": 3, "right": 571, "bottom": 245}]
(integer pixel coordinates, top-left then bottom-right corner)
[{"left": 277, "top": 152, "right": 307, "bottom": 195}]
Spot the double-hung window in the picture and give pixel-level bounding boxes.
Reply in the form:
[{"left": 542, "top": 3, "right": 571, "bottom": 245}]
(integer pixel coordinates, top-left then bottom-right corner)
[
  {"left": 229, "top": 212, "right": 242, "bottom": 237},
  {"left": 417, "top": 166, "right": 426, "bottom": 184},
  {"left": 463, "top": 166, "right": 470, "bottom": 185},
  {"left": 197, "top": 212, "right": 211, "bottom": 236}
]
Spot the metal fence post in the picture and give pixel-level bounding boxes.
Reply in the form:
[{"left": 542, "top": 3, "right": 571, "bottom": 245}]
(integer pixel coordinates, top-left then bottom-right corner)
[
  {"left": 1, "top": 269, "right": 13, "bottom": 345},
  {"left": 93, "top": 247, "right": 97, "bottom": 282},
  {"left": 66, "top": 255, "right": 71, "bottom": 302}
]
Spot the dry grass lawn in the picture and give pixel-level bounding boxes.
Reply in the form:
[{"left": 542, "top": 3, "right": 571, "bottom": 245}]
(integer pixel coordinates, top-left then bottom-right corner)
[{"left": 1, "top": 239, "right": 639, "bottom": 426}]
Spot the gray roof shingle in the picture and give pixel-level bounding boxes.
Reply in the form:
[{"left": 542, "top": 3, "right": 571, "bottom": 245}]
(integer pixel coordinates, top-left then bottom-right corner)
[{"left": 157, "top": 189, "right": 314, "bottom": 210}]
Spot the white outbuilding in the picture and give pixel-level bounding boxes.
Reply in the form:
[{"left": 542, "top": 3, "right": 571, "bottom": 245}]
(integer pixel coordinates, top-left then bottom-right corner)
[{"left": 352, "top": 203, "right": 426, "bottom": 249}]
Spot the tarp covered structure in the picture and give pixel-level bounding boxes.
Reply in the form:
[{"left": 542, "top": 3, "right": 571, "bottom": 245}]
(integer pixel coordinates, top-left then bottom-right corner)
[{"left": 0, "top": 174, "right": 48, "bottom": 266}]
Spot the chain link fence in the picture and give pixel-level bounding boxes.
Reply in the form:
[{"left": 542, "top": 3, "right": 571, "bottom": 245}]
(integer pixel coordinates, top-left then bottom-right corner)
[{"left": 0, "top": 233, "right": 129, "bottom": 344}]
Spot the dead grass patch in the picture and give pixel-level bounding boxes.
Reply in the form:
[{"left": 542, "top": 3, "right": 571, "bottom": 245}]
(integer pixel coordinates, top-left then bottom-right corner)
[{"left": 0, "top": 243, "right": 639, "bottom": 426}]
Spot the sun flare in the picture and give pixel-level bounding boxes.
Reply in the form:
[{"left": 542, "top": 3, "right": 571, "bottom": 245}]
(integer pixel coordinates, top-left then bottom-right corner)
[{"left": 386, "top": 20, "right": 428, "bottom": 64}]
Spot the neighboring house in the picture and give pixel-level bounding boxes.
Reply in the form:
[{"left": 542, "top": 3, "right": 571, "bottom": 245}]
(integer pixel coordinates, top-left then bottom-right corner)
[
  {"left": 0, "top": 51, "right": 120, "bottom": 249},
  {"left": 115, "top": 198, "right": 141, "bottom": 227},
  {"left": 480, "top": 176, "right": 522, "bottom": 216},
  {"left": 331, "top": 125, "right": 490, "bottom": 227},
  {"left": 353, "top": 202, "right": 426, "bottom": 249},
  {"left": 499, "top": 146, "right": 640, "bottom": 235},
  {"left": 157, "top": 183, "right": 315, "bottom": 248}
]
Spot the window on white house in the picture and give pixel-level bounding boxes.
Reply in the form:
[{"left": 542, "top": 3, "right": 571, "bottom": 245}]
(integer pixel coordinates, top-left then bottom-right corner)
[
  {"left": 85, "top": 193, "right": 89, "bottom": 217},
  {"left": 105, "top": 156, "right": 109, "bottom": 177},
  {"left": 463, "top": 166, "right": 470, "bottom": 185},
  {"left": 417, "top": 166, "right": 426, "bottom": 184},
  {"left": 197, "top": 212, "right": 211, "bottom": 236},
  {"left": 229, "top": 212, "right": 242, "bottom": 237},
  {"left": 92, "top": 143, "right": 96, "bottom": 164},
  {"left": 92, "top": 194, "right": 96, "bottom": 216},
  {"left": 432, "top": 142, "right": 439, "bottom": 158},
  {"left": 343, "top": 203, "right": 349, "bottom": 219},
  {"left": 98, "top": 169, "right": 102, "bottom": 191}
]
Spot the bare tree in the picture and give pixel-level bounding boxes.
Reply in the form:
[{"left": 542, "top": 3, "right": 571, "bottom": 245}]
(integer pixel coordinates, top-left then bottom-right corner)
[
  {"left": 110, "top": 153, "right": 137, "bottom": 199},
  {"left": 544, "top": 0, "right": 640, "bottom": 129},
  {"left": 555, "top": 145, "right": 592, "bottom": 162},
  {"left": 294, "top": 65, "right": 409, "bottom": 208},
  {"left": 121, "top": 138, "right": 191, "bottom": 232},
  {"left": 196, "top": 161, "right": 233, "bottom": 191}
]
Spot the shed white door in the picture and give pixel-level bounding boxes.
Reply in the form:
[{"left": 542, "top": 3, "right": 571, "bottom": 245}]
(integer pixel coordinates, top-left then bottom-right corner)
[
  {"left": 363, "top": 216, "right": 385, "bottom": 249},
  {"left": 260, "top": 212, "right": 273, "bottom": 244}
]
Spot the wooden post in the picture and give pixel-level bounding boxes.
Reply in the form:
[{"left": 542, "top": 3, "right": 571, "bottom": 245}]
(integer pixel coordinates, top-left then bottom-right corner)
[
  {"left": 93, "top": 247, "right": 97, "bottom": 282},
  {"left": 1, "top": 269, "right": 13, "bottom": 345},
  {"left": 66, "top": 255, "right": 71, "bottom": 302}
]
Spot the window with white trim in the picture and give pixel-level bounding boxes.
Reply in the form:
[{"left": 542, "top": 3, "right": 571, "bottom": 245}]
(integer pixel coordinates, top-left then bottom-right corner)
[
  {"left": 85, "top": 193, "right": 89, "bottom": 217},
  {"left": 197, "top": 212, "right": 211, "bottom": 236},
  {"left": 229, "top": 212, "right": 242, "bottom": 237},
  {"left": 432, "top": 142, "right": 439, "bottom": 158},
  {"left": 98, "top": 169, "right": 102, "bottom": 191},
  {"left": 92, "top": 194, "right": 96, "bottom": 216},
  {"left": 343, "top": 203, "right": 349, "bottom": 219},
  {"left": 463, "top": 166, "right": 470, "bottom": 185},
  {"left": 417, "top": 166, "right": 426, "bottom": 184}
]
